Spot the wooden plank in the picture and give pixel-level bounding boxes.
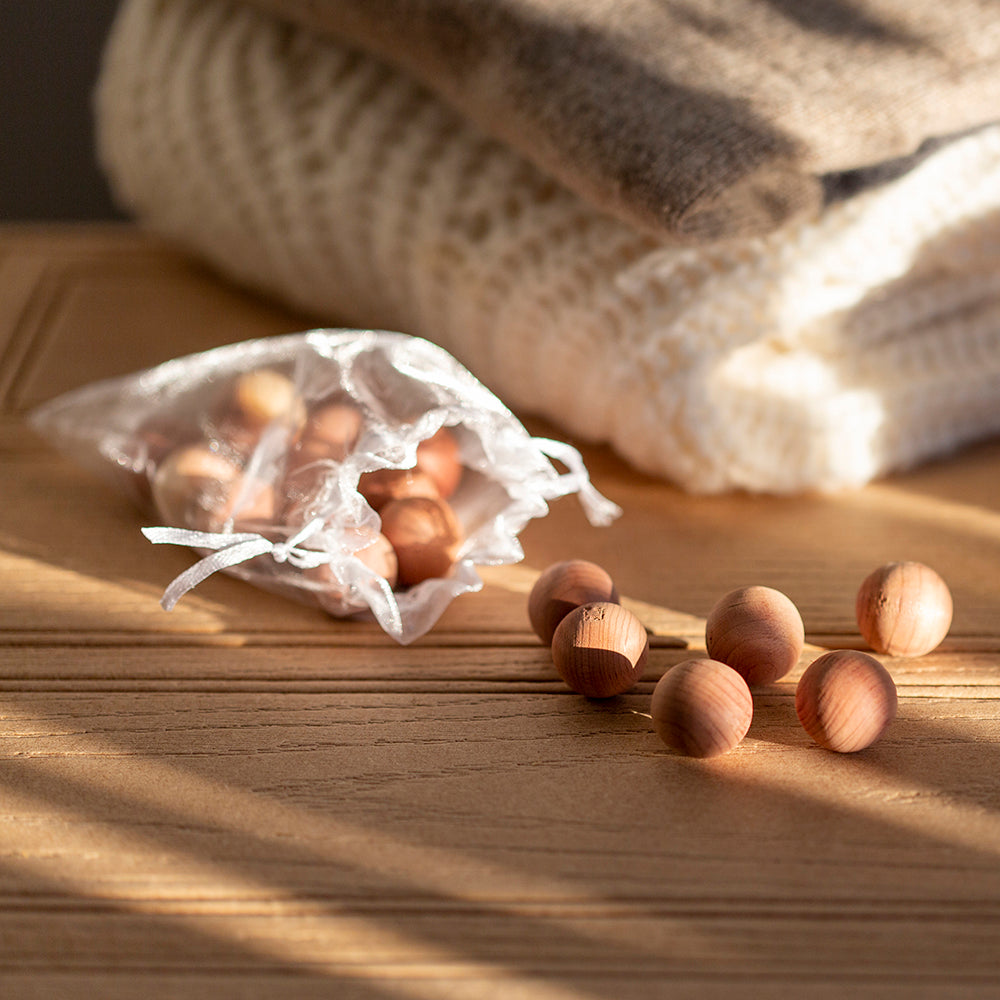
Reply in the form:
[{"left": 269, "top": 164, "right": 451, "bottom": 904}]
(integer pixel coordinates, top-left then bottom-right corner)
[
  {"left": 1, "top": 644, "right": 999, "bottom": 693},
  {"left": 1, "top": 690, "right": 1000, "bottom": 897},
  {"left": 1, "top": 688, "right": 1000, "bottom": 994},
  {"left": 5, "top": 225, "right": 1000, "bottom": 998},
  {"left": 3, "top": 906, "right": 1000, "bottom": 982},
  {"left": 1, "top": 975, "right": 995, "bottom": 1000}
]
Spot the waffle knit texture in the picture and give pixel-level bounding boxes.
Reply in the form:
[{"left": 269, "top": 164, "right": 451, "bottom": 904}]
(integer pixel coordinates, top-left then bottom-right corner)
[{"left": 96, "top": 0, "right": 1000, "bottom": 493}]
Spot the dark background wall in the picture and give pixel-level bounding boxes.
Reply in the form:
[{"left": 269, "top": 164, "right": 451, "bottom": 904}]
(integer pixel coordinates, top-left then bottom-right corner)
[{"left": 2, "top": 2, "right": 124, "bottom": 220}]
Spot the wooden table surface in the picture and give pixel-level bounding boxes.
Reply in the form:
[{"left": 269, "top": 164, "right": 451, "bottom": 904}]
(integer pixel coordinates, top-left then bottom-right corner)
[{"left": 3, "top": 225, "right": 1000, "bottom": 998}]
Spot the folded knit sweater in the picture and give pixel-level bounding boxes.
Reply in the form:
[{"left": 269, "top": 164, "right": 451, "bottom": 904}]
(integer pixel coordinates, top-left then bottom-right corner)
[{"left": 95, "top": 0, "right": 1000, "bottom": 492}]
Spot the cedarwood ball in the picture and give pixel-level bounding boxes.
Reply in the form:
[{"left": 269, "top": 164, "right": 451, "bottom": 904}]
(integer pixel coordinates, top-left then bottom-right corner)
[
  {"left": 291, "top": 400, "right": 364, "bottom": 468},
  {"left": 705, "top": 585, "right": 805, "bottom": 687},
  {"left": 152, "top": 444, "right": 275, "bottom": 532},
  {"left": 354, "top": 532, "right": 399, "bottom": 588},
  {"left": 282, "top": 402, "right": 366, "bottom": 513},
  {"left": 527, "top": 559, "right": 620, "bottom": 645},
  {"left": 550, "top": 602, "right": 648, "bottom": 698},
  {"left": 315, "top": 532, "right": 400, "bottom": 613},
  {"left": 379, "top": 495, "right": 464, "bottom": 586},
  {"left": 415, "top": 426, "right": 463, "bottom": 498},
  {"left": 855, "top": 561, "right": 953, "bottom": 657},
  {"left": 358, "top": 468, "right": 441, "bottom": 512},
  {"left": 231, "top": 369, "right": 307, "bottom": 432},
  {"left": 217, "top": 370, "right": 307, "bottom": 457},
  {"left": 650, "top": 658, "right": 753, "bottom": 758},
  {"left": 795, "top": 649, "right": 898, "bottom": 753}
]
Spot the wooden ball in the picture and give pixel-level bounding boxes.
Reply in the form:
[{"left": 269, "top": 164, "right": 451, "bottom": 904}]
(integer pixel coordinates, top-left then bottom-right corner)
[
  {"left": 550, "top": 602, "right": 648, "bottom": 698},
  {"left": 856, "top": 561, "right": 952, "bottom": 657},
  {"left": 528, "top": 559, "right": 620, "bottom": 644},
  {"left": 705, "top": 585, "right": 804, "bottom": 687},
  {"left": 796, "top": 649, "right": 897, "bottom": 753},
  {"left": 355, "top": 532, "right": 399, "bottom": 588},
  {"left": 650, "top": 658, "right": 753, "bottom": 758},
  {"left": 281, "top": 402, "right": 366, "bottom": 518},
  {"left": 289, "top": 400, "right": 364, "bottom": 470},
  {"left": 358, "top": 468, "right": 441, "bottom": 512},
  {"left": 231, "top": 370, "right": 306, "bottom": 431},
  {"left": 312, "top": 532, "right": 398, "bottom": 591},
  {"left": 315, "top": 532, "right": 399, "bottom": 614},
  {"left": 380, "top": 496, "right": 464, "bottom": 586},
  {"left": 151, "top": 444, "right": 275, "bottom": 532},
  {"left": 152, "top": 444, "right": 241, "bottom": 530},
  {"left": 415, "top": 426, "right": 463, "bottom": 498},
  {"left": 214, "top": 370, "right": 307, "bottom": 458}
]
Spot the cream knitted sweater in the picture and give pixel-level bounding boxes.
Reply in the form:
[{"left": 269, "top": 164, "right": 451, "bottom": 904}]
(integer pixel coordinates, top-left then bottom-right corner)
[{"left": 96, "top": 0, "right": 1000, "bottom": 493}]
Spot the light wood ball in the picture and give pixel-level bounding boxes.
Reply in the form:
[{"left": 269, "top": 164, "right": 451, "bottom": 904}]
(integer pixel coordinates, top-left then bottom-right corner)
[
  {"left": 231, "top": 370, "right": 307, "bottom": 432},
  {"left": 550, "top": 602, "right": 648, "bottom": 698},
  {"left": 705, "top": 585, "right": 804, "bottom": 687},
  {"left": 359, "top": 468, "right": 441, "bottom": 512},
  {"left": 856, "top": 561, "right": 953, "bottom": 657},
  {"left": 291, "top": 400, "right": 364, "bottom": 467},
  {"left": 795, "top": 649, "right": 897, "bottom": 753},
  {"left": 354, "top": 532, "right": 399, "bottom": 588},
  {"left": 650, "top": 658, "right": 753, "bottom": 758},
  {"left": 152, "top": 444, "right": 275, "bottom": 532},
  {"left": 415, "top": 426, "right": 463, "bottom": 498},
  {"left": 528, "top": 559, "right": 620, "bottom": 645},
  {"left": 218, "top": 370, "right": 307, "bottom": 457},
  {"left": 380, "top": 495, "right": 464, "bottom": 586},
  {"left": 314, "top": 532, "right": 400, "bottom": 614}
]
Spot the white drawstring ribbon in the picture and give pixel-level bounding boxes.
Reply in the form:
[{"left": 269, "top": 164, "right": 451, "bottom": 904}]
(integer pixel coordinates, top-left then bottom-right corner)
[
  {"left": 531, "top": 437, "right": 622, "bottom": 526},
  {"left": 141, "top": 518, "right": 331, "bottom": 610}
]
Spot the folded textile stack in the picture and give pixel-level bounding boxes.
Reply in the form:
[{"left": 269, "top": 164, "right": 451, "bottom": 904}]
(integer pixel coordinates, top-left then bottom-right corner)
[{"left": 95, "top": 0, "right": 1000, "bottom": 492}]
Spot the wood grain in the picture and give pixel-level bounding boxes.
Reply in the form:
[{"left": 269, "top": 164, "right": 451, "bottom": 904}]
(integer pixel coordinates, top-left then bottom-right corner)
[{"left": 3, "top": 226, "right": 1000, "bottom": 998}]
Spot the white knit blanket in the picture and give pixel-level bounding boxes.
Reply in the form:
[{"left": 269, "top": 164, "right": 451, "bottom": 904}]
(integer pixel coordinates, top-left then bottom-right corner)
[{"left": 96, "top": 0, "right": 1000, "bottom": 493}]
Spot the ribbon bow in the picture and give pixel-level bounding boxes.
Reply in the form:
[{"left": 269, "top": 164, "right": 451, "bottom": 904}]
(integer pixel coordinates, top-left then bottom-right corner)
[{"left": 141, "top": 518, "right": 331, "bottom": 610}]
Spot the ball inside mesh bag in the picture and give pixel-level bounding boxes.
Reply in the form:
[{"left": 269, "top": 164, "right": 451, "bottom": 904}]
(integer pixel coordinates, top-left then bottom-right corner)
[{"left": 31, "top": 330, "right": 619, "bottom": 643}]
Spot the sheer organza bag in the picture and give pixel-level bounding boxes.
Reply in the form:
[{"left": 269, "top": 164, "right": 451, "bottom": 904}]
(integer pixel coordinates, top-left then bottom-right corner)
[{"left": 31, "top": 330, "right": 620, "bottom": 642}]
